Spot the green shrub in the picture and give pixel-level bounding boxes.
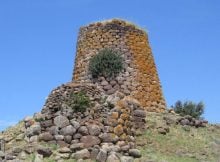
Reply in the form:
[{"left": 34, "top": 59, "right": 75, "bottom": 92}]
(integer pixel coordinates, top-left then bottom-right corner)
[
  {"left": 171, "top": 100, "right": 205, "bottom": 119},
  {"left": 67, "top": 91, "right": 90, "bottom": 112},
  {"left": 89, "top": 48, "right": 123, "bottom": 78}
]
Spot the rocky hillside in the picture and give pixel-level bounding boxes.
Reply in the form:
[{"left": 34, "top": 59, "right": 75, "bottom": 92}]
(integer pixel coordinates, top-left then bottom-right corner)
[{"left": 0, "top": 109, "right": 219, "bottom": 162}]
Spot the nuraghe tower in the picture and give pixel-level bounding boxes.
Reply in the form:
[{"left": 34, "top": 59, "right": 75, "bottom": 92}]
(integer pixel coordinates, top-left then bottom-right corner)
[{"left": 73, "top": 19, "right": 166, "bottom": 112}]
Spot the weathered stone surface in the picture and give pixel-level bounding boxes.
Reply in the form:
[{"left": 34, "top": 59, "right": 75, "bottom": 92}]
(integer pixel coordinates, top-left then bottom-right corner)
[
  {"left": 54, "top": 115, "right": 69, "bottom": 128},
  {"left": 55, "top": 135, "right": 64, "bottom": 141},
  {"left": 180, "top": 119, "right": 190, "bottom": 126},
  {"left": 72, "top": 19, "right": 166, "bottom": 112},
  {"left": 80, "top": 135, "right": 101, "bottom": 148},
  {"left": 30, "top": 135, "right": 39, "bottom": 143},
  {"left": 71, "top": 120, "right": 80, "bottom": 130},
  {"left": 40, "top": 120, "right": 53, "bottom": 128},
  {"left": 120, "top": 156, "right": 134, "bottom": 162},
  {"left": 70, "top": 143, "right": 84, "bottom": 151},
  {"left": 58, "top": 147, "right": 71, "bottom": 153},
  {"left": 133, "top": 110, "right": 146, "bottom": 118},
  {"left": 78, "top": 126, "right": 89, "bottom": 135},
  {"left": 88, "top": 124, "right": 101, "bottom": 136},
  {"left": 114, "top": 125, "right": 124, "bottom": 136},
  {"left": 36, "top": 146, "right": 52, "bottom": 157},
  {"left": 47, "top": 126, "right": 59, "bottom": 135},
  {"left": 72, "top": 149, "right": 90, "bottom": 160},
  {"left": 99, "top": 133, "right": 119, "bottom": 143},
  {"left": 106, "top": 153, "right": 120, "bottom": 162},
  {"left": 90, "top": 148, "right": 99, "bottom": 160},
  {"left": 64, "top": 135, "right": 72, "bottom": 144},
  {"left": 96, "top": 149, "right": 107, "bottom": 162},
  {"left": 26, "top": 124, "right": 41, "bottom": 137},
  {"left": 39, "top": 132, "right": 54, "bottom": 141},
  {"left": 60, "top": 125, "right": 76, "bottom": 136},
  {"left": 128, "top": 149, "right": 141, "bottom": 158}
]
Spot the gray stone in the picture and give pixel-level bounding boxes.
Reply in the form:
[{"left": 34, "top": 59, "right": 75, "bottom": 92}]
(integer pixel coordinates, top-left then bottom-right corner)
[
  {"left": 26, "top": 124, "right": 41, "bottom": 137},
  {"left": 88, "top": 124, "right": 101, "bottom": 136},
  {"left": 78, "top": 126, "right": 89, "bottom": 135},
  {"left": 30, "top": 135, "right": 39, "bottom": 143},
  {"left": 128, "top": 149, "right": 141, "bottom": 158},
  {"left": 70, "top": 120, "right": 80, "bottom": 130},
  {"left": 99, "top": 133, "right": 119, "bottom": 143},
  {"left": 40, "top": 120, "right": 53, "bottom": 128},
  {"left": 72, "top": 149, "right": 90, "bottom": 160},
  {"left": 120, "top": 156, "right": 134, "bottom": 162},
  {"left": 103, "top": 126, "right": 114, "bottom": 133},
  {"left": 58, "top": 147, "right": 71, "bottom": 153},
  {"left": 60, "top": 125, "right": 76, "bottom": 136},
  {"left": 73, "top": 133, "right": 82, "bottom": 139},
  {"left": 0, "top": 151, "right": 5, "bottom": 158},
  {"left": 19, "top": 151, "right": 27, "bottom": 160},
  {"left": 106, "top": 153, "right": 120, "bottom": 162},
  {"left": 157, "top": 127, "right": 167, "bottom": 135},
  {"left": 54, "top": 115, "right": 69, "bottom": 128},
  {"left": 47, "top": 126, "right": 59, "bottom": 135},
  {"left": 195, "top": 120, "right": 202, "bottom": 127},
  {"left": 58, "top": 152, "right": 70, "bottom": 159},
  {"left": 110, "top": 80, "right": 117, "bottom": 86},
  {"left": 39, "top": 132, "right": 54, "bottom": 141},
  {"left": 80, "top": 135, "right": 101, "bottom": 148},
  {"left": 106, "top": 88, "right": 116, "bottom": 95},
  {"left": 16, "top": 134, "right": 24, "bottom": 141},
  {"left": 96, "top": 149, "right": 107, "bottom": 162},
  {"left": 180, "top": 119, "right": 190, "bottom": 126},
  {"left": 70, "top": 143, "right": 84, "bottom": 151},
  {"left": 121, "top": 145, "right": 130, "bottom": 152},
  {"left": 64, "top": 135, "right": 72, "bottom": 144},
  {"left": 103, "top": 85, "right": 112, "bottom": 91},
  {"left": 36, "top": 146, "right": 52, "bottom": 157},
  {"left": 133, "top": 110, "right": 146, "bottom": 118},
  {"left": 90, "top": 148, "right": 99, "bottom": 160},
  {"left": 55, "top": 135, "right": 64, "bottom": 141},
  {"left": 101, "top": 80, "right": 109, "bottom": 86}
]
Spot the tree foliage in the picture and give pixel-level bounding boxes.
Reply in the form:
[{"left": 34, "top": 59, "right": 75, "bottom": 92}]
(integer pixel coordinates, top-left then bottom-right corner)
[
  {"left": 67, "top": 91, "right": 91, "bottom": 112},
  {"left": 89, "top": 48, "right": 123, "bottom": 78},
  {"left": 171, "top": 100, "right": 205, "bottom": 119}
]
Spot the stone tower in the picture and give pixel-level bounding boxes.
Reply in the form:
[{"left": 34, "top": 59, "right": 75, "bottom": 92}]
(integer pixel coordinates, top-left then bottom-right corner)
[{"left": 73, "top": 19, "right": 166, "bottom": 112}]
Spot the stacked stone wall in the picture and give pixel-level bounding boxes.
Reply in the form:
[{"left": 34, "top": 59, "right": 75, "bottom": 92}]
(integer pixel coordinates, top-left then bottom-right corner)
[{"left": 73, "top": 19, "right": 166, "bottom": 112}]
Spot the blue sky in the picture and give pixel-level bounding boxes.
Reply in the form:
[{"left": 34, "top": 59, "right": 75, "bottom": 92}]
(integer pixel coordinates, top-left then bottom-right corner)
[{"left": 0, "top": 0, "right": 220, "bottom": 131}]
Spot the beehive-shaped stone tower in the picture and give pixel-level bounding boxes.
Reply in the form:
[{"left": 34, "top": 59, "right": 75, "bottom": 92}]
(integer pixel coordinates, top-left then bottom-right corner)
[{"left": 73, "top": 19, "right": 166, "bottom": 112}]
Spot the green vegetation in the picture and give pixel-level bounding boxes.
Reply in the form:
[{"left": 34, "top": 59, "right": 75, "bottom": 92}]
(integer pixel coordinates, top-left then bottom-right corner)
[
  {"left": 171, "top": 100, "right": 204, "bottom": 119},
  {"left": 89, "top": 48, "right": 123, "bottom": 78},
  {"left": 66, "top": 91, "right": 91, "bottom": 112},
  {"left": 136, "top": 112, "right": 220, "bottom": 162}
]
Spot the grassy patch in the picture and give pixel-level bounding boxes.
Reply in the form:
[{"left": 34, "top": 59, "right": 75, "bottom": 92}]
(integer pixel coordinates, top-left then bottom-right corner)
[{"left": 137, "top": 112, "right": 220, "bottom": 162}]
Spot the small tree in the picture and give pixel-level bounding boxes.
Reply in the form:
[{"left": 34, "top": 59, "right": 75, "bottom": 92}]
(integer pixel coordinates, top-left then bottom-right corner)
[
  {"left": 171, "top": 100, "right": 204, "bottom": 119},
  {"left": 66, "top": 91, "right": 91, "bottom": 112},
  {"left": 89, "top": 48, "right": 123, "bottom": 78}
]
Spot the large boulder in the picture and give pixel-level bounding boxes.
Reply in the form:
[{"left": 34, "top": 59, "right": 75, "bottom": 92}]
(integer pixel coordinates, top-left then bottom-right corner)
[
  {"left": 71, "top": 149, "right": 90, "bottom": 160},
  {"left": 96, "top": 149, "right": 107, "bottom": 162},
  {"left": 88, "top": 124, "right": 101, "bottom": 136},
  {"left": 60, "top": 125, "right": 76, "bottom": 136},
  {"left": 80, "top": 135, "right": 101, "bottom": 148},
  {"left": 54, "top": 115, "right": 69, "bottom": 128},
  {"left": 36, "top": 146, "right": 52, "bottom": 157}
]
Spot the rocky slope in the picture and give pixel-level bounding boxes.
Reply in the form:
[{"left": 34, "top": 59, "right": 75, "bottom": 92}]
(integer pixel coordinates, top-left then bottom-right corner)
[{"left": 1, "top": 109, "right": 219, "bottom": 162}]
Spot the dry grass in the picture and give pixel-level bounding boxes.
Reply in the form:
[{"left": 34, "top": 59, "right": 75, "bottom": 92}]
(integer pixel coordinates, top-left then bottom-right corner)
[{"left": 136, "top": 112, "right": 220, "bottom": 162}]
